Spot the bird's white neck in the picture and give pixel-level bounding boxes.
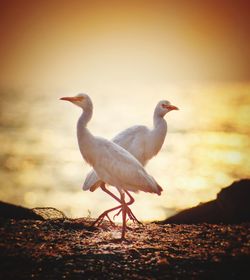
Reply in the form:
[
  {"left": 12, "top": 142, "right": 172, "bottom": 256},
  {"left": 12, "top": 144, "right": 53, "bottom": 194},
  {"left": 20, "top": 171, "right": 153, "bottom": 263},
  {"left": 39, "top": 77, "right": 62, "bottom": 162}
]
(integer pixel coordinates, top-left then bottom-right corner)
[
  {"left": 148, "top": 109, "right": 167, "bottom": 157},
  {"left": 77, "top": 106, "right": 93, "bottom": 128},
  {"left": 77, "top": 107, "right": 96, "bottom": 165},
  {"left": 153, "top": 109, "right": 167, "bottom": 130}
]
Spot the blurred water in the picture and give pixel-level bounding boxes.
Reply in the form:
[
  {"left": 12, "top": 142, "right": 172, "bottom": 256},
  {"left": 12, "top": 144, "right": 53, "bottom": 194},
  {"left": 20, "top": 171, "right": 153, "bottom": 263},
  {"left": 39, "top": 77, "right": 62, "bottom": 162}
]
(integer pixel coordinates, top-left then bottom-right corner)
[{"left": 0, "top": 84, "right": 249, "bottom": 221}]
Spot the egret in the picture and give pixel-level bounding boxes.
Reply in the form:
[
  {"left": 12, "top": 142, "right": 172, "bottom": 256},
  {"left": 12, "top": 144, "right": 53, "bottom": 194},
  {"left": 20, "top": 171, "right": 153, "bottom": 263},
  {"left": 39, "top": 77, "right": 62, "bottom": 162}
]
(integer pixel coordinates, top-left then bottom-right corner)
[
  {"left": 83, "top": 100, "right": 179, "bottom": 224},
  {"left": 60, "top": 93, "right": 163, "bottom": 239}
]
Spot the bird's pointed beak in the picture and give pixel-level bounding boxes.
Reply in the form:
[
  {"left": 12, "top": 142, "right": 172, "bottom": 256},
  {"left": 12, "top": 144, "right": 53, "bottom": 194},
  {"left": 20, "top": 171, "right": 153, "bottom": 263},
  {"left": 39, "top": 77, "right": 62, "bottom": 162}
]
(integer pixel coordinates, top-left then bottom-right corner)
[
  {"left": 163, "top": 104, "right": 179, "bottom": 111},
  {"left": 169, "top": 105, "right": 179, "bottom": 111},
  {"left": 60, "top": 96, "right": 83, "bottom": 102}
]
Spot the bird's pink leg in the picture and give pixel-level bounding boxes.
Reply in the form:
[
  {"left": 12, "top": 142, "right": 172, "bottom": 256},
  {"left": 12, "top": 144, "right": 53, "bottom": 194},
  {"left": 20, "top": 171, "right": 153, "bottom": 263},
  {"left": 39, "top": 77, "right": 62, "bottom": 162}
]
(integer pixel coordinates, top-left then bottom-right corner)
[
  {"left": 91, "top": 185, "right": 124, "bottom": 227},
  {"left": 120, "top": 192, "right": 127, "bottom": 239},
  {"left": 124, "top": 190, "right": 142, "bottom": 225},
  {"left": 91, "top": 204, "right": 122, "bottom": 227},
  {"left": 93, "top": 185, "right": 141, "bottom": 228},
  {"left": 101, "top": 185, "right": 122, "bottom": 204},
  {"left": 112, "top": 190, "right": 142, "bottom": 225},
  {"left": 113, "top": 208, "right": 122, "bottom": 219},
  {"left": 101, "top": 185, "right": 139, "bottom": 223}
]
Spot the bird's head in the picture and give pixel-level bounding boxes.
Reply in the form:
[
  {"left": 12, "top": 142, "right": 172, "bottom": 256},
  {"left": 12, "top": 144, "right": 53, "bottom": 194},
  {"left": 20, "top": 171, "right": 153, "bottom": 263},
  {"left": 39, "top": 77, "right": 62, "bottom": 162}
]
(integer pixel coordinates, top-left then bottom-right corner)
[
  {"left": 156, "top": 100, "right": 179, "bottom": 117},
  {"left": 60, "top": 93, "right": 92, "bottom": 110}
]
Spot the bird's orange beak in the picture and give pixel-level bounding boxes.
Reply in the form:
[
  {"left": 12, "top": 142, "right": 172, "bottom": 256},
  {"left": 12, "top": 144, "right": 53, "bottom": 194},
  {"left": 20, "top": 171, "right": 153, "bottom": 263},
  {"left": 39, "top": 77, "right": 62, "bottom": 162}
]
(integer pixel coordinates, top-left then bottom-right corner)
[
  {"left": 163, "top": 104, "right": 179, "bottom": 111},
  {"left": 60, "top": 96, "right": 84, "bottom": 102}
]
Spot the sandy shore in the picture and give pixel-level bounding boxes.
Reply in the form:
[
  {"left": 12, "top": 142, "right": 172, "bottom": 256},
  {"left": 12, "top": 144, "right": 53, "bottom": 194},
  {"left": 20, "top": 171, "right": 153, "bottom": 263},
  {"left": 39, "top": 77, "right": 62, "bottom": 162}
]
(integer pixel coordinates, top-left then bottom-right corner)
[{"left": 0, "top": 217, "right": 249, "bottom": 279}]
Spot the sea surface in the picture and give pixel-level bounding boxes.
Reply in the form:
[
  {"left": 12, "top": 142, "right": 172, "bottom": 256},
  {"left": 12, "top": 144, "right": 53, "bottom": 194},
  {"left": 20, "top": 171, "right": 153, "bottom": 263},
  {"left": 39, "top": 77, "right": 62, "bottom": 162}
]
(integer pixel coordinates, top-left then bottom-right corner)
[{"left": 0, "top": 83, "right": 249, "bottom": 221}]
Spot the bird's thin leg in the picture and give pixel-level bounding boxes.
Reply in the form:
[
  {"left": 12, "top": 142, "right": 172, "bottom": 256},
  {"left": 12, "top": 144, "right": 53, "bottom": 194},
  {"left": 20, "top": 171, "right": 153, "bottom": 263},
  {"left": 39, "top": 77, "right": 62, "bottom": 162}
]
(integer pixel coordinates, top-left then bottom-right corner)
[
  {"left": 113, "top": 208, "right": 122, "bottom": 219},
  {"left": 124, "top": 190, "right": 134, "bottom": 205},
  {"left": 101, "top": 185, "right": 126, "bottom": 222},
  {"left": 99, "top": 185, "right": 141, "bottom": 226},
  {"left": 111, "top": 190, "right": 142, "bottom": 225},
  {"left": 120, "top": 192, "right": 127, "bottom": 239},
  {"left": 112, "top": 189, "right": 134, "bottom": 219},
  {"left": 113, "top": 190, "right": 142, "bottom": 225},
  {"left": 101, "top": 185, "right": 122, "bottom": 204},
  {"left": 101, "top": 185, "right": 137, "bottom": 222},
  {"left": 124, "top": 190, "right": 142, "bottom": 225},
  {"left": 93, "top": 185, "right": 130, "bottom": 228},
  {"left": 91, "top": 205, "right": 122, "bottom": 227}
]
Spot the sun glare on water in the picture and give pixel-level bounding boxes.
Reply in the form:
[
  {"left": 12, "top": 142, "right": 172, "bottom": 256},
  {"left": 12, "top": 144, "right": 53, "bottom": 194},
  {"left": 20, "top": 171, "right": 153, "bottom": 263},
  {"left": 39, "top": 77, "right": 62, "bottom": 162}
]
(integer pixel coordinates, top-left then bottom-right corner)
[{"left": 0, "top": 84, "right": 249, "bottom": 221}]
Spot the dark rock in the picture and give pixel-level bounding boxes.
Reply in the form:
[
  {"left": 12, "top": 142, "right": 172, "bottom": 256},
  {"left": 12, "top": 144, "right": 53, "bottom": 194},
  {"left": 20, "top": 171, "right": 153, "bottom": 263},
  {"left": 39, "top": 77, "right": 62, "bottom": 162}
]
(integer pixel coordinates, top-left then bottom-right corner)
[
  {"left": 161, "top": 200, "right": 222, "bottom": 224},
  {"left": 217, "top": 179, "right": 250, "bottom": 223},
  {"left": 161, "top": 179, "right": 250, "bottom": 224},
  {"left": 0, "top": 201, "right": 44, "bottom": 220}
]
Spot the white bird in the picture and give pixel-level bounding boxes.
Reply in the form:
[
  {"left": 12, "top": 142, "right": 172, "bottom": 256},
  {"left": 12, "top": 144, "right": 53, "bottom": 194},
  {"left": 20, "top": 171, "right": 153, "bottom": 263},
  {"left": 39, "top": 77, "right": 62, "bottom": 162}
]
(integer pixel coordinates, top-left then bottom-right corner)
[
  {"left": 60, "top": 93, "right": 163, "bottom": 239},
  {"left": 83, "top": 100, "right": 179, "bottom": 223}
]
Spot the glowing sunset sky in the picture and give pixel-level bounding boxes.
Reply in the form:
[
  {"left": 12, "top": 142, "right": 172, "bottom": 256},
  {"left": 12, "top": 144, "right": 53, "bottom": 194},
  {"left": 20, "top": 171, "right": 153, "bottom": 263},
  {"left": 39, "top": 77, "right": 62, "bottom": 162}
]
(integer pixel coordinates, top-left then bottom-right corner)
[{"left": 0, "top": 0, "right": 249, "bottom": 90}]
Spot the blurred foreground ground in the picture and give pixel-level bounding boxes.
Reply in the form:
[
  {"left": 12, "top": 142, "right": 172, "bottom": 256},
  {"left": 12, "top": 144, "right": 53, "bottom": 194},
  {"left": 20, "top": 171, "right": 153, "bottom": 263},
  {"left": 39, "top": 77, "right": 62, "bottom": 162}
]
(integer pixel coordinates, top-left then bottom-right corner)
[{"left": 0, "top": 218, "right": 249, "bottom": 279}]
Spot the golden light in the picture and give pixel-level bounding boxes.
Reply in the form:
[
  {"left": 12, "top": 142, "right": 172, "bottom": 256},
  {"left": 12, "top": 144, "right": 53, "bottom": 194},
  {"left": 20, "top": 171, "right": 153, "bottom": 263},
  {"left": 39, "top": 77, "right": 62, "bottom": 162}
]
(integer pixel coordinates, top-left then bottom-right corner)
[{"left": 0, "top": 1, "right": 249, "bottom": 220}]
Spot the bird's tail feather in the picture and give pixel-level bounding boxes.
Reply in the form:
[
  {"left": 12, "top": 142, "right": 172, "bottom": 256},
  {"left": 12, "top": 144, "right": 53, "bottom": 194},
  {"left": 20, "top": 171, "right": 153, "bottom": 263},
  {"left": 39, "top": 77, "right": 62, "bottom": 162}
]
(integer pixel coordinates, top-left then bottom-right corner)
[
  {"left": 82, "top": 169, "right": 100, "bottom": 191},
  {"left": 156, "top": 183, "right": 163, "bottom": 195}
]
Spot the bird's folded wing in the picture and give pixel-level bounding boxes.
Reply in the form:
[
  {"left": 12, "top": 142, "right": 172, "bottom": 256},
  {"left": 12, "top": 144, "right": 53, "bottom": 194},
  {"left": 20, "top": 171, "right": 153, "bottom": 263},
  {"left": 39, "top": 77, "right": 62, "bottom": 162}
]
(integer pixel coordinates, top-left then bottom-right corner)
[
  {"left": 94, "top": 140, "right": 161, "bottom": 194},
  {"left": 112, "top": 125, "right": 147, "bottom": 148},
  {"left": 112, "top": 125, "right": 149, "bottom": 165}
]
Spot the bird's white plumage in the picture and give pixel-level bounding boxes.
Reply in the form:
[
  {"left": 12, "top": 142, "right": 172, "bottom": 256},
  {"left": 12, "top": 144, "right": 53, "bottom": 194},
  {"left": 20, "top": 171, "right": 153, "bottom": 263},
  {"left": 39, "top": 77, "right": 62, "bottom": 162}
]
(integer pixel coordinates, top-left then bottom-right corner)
[
  {"left": 112, "top": 125, "right": 150, "bottom": 165},
  {"left": 83, "top": 100, "right": 178, "bottom": 192},
  {"left": 62, "top": 93, "right": 163, "bottom": 195},
  {"left": 80, "top": 131, "right": 162, "bottom": 194}
]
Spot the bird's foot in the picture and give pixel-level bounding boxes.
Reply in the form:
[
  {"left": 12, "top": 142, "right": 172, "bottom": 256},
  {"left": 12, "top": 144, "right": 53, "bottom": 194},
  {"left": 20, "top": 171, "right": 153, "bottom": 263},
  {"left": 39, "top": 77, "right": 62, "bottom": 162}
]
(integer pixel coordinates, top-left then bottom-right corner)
[
  {"left": 113, "top": 208, "right": 122, "bottom": 220},
  {"left": 126, "top": 207, "right": 143, "bottom": 225},
  {"left": 112, "top": 205, "right": 142, "bottom": 226},
  {"left": 91, "top": 212, "right": 116, "bottom": 228}
]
